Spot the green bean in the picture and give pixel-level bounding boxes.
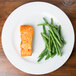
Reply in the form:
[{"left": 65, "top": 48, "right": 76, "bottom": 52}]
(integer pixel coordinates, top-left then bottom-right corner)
[
  {"left": 41, "top": 33, "right": 52, "bottom": 56},
  {"left": 37, "top": 25, "right": 47, "bottom": 62},
  {"left": 56, "top": 43, "right": 62, "bottom": 56},
  {"left": 51, "top": 18, "right": 53, "bottom": 25},
  {"left": 41, "top": 33, "right": 49, "bottom": 40},
  {"left": 38, "top": 33, "right": 50, "bottom": 62},
  {"left": 52, "top": 27, "right": 62, "bottom": 44},
  {"left": 41, "top": 32, "right": 51, "bottom": 55},
  {"left": 51, "top": 52, "right": 56, "bottom": 58},
  {"left": 38, "top": 23, "right": 58, "bottom": 30},
  {"left": 37, "top": 24, "right": 46, "bottom": 26},
  {"left": 61, "top": 37, "right": 66, "bottom": 44},
  {"left": 37, "top": 47, "right": 47, "bottom": 62},
  {"left": 51, "top": 45, "right": 55, "bottom": 54},
  {"left": 53, "top": 28, "right": 61, "bottom": 40},
  {"left": 49, "top": 29, "right": 62, "bottom": 56},
  {"left": 51, "top": 25, "right": 58, "bottom": 29},
  {"left": 37, "top": 55, "right": 45, "bottom": 62},
  {"left": 49, "top": 36, "right": 51, "bottom": 52},
  {"left": 41, "top": 33, "right": 51, "bottom": 56},
  {"left": 38, "top": 47, "right": 47, "bottom": 57},
  {"left": 55, "top": 25, "right": 59, "bottom": 29},
  {"left": 46, "top": 39, "right": 51, "bottom": 56},
  {"left": 45, "top": 50, "right": 51, "bottom": 60},
  {"left": 48, "top": 25, "right": 62, "bottom": 47},
  {"left": 41, "top": 33, "right": 48, "bottom": 46},
  {"left": 59, "top": 25, "right": 66, "bottom": 44},
  {"left": 46, "top": 36, "right": 52, "bottom": 56},
  {"left": 43, "top": 17, "right": 48, "bottom": 24},
  {"left": 48, "top": 30, "right": 59, "bottom": 55},
  {"left": 37, "top": 57, "right": 43, "bottom": 62},
  {"left": 43, "top": 25, "right": 46, "bottom": 34},
  {"left": 45, "top": 50, "right": 56, "bottom": 60},
  {"left": 59, "top": 25, "right": 61, "bottom": 35}
]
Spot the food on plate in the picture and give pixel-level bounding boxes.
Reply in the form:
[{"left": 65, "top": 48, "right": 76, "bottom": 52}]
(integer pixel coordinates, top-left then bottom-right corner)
[
  {"left": 37, "top": 17, "right": 66, "bottom": 62},
  {"left": 20, "top": 25, "right": 33, "bottom": 57}
]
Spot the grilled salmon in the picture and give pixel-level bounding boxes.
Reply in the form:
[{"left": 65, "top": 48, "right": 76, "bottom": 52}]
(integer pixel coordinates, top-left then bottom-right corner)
[{"left": 20, "top": 25, "right": 33, "bottom": 57}]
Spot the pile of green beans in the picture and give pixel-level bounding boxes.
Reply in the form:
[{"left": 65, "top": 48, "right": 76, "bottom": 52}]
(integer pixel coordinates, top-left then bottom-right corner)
[{"left": 37, "top": 17, "right": 66, "bottom": 62}]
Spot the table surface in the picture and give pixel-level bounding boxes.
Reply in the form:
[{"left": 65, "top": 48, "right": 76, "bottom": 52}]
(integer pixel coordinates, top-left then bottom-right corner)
[{"left": 0, "top": 0, "right": 76, "bottom": 76}]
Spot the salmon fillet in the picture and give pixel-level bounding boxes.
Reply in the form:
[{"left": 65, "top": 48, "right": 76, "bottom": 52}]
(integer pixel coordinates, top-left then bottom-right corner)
[{"left": 20, "top": 25, "right": 33, "bottom": 57}]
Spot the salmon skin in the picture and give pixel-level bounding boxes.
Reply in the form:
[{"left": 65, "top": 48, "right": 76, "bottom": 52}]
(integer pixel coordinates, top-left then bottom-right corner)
[{"left": 20, "top": 25, "right": 33, "bottom": 57}]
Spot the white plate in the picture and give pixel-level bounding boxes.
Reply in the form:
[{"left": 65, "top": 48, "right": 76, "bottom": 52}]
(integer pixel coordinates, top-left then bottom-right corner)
[{"left": 2, "top": 2, "right": 75, "bottom": 75}]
